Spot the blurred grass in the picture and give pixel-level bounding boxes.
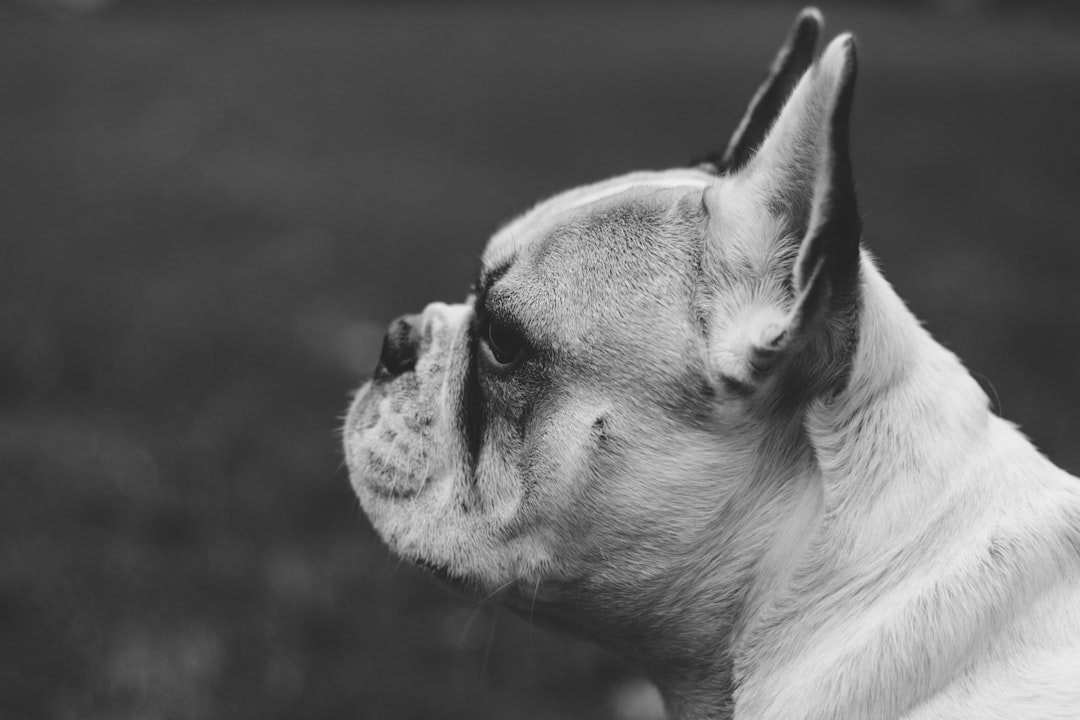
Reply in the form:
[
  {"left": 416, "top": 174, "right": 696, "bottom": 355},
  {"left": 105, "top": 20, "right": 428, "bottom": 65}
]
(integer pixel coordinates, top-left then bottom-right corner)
[{"left": 1, "top": 3, "right": 1080, "bottom": 719}]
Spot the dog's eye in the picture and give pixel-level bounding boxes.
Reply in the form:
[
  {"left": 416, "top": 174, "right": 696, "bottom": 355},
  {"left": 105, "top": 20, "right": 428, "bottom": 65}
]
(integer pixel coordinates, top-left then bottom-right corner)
[{"left": 484, "top": 319, "right": 525, "bottom": 366}]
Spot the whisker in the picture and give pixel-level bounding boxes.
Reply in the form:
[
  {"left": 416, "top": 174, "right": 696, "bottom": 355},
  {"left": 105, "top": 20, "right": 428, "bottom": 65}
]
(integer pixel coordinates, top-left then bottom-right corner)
[
  {"left": 478, "top": 610, "right": 498, "bottom": 690},
  {"left": 456, "top": 604, "right": 486, "bottom": 651},
  {"left": 528, "top": 576, "right": 541, "bottom": 686},
  {"left": 477, "top": 576, "right": 519, "bottom": 604}
]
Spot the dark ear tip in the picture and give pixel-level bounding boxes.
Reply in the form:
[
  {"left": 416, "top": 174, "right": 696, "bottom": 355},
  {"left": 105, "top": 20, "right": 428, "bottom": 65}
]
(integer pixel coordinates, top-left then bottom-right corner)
[
  {"left": 790, "top": 7, "right": 824, "bottom": 50},
  {"left": 823, "top": 32, "right": 858, "bottom": 83},
  {"left": 841, "top": 34, "right": 859, "bottom": 79},
  {"left": 795, "top": 7, "right": 825, "bottom": 33}
]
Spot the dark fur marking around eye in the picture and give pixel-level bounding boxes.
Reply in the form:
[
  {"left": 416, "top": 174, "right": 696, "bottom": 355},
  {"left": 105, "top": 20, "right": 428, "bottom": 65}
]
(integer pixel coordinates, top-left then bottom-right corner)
[
  {"left": 461, "top": 312, "right": 485, "bottom": 474},
  {"left": 475, "top": 260, "right": 514, "bottom": 302},
  {"left": 460, "top": 259, "right": 516, "bottom": 477}
]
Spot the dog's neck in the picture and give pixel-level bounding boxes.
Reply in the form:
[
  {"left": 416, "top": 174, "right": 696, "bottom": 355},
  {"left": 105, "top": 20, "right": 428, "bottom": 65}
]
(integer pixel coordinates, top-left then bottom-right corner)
[
  {"left": 661, "top": 256, "right": 1018, "bottom": 719},
  {"left": 804, "top": 258, "right": 992, "bottom": 507}
]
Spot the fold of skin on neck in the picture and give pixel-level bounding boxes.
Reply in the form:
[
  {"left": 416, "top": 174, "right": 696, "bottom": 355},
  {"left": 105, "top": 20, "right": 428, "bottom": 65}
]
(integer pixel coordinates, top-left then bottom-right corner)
[{"left": 657, "top": 254, "right": 1079, "bottom": 719}]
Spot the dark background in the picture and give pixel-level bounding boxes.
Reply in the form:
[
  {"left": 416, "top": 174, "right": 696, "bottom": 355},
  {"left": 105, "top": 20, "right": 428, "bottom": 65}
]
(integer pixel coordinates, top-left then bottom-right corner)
[{"left": 3, "top": 2, "right": 1080, "bottom": 719}]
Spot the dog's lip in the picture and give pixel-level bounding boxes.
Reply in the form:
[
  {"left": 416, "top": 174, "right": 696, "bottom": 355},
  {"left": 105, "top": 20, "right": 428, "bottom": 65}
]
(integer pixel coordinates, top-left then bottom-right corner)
[
  {"left": 415, "top": 557, "right": 451, "bottom": 577},
  {"left": 413, "top": 557, "right": 476, "bottom": 591}
]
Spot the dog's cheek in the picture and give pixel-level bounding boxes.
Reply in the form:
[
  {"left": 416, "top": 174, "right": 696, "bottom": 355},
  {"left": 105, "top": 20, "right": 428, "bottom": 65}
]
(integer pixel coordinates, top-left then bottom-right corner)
[
  {"left": 463, "top": 356, "right": 547, "bottom": 505},
  {"left": 472, "top": 417, "right": 527, "bottom": 517},
  {"left": 510, "top": 399, "right": 622, "bottom": 562}
]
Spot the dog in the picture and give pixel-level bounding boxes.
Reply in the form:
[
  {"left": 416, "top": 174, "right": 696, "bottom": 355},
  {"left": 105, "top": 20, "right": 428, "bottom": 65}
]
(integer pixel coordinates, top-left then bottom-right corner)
[{"left": 343, "top": 8, "right": 1080, "bottom": 719}]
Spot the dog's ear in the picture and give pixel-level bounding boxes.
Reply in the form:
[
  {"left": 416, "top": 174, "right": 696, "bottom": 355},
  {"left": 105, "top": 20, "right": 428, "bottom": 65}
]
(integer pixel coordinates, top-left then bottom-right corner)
[
  {"left": 694, "top": 7, "right": 823, "bottom": 174},
  {"left": 699, "top": 34, "right": 861, "bottom": 399}
]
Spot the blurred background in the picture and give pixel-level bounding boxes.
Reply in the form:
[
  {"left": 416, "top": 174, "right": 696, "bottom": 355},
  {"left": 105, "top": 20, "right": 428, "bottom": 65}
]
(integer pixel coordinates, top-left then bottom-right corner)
[{"left": 2, "top": 1, "right": 1080, "bottom": 719}]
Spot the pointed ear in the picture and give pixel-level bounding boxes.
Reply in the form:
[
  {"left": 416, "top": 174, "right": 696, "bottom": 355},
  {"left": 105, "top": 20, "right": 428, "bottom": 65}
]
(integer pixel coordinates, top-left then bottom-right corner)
[
  {"left": 699, "top": 34, "right": 861, "bottom": 398},
  {"left": 694, "top": 7, "right": 823, "bottom": 174}
]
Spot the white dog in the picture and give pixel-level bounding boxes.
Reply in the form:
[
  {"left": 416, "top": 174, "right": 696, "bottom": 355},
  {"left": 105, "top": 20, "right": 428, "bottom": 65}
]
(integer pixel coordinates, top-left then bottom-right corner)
[{"left": 344, "top": 8, "right": 1080, "bottom": 719}]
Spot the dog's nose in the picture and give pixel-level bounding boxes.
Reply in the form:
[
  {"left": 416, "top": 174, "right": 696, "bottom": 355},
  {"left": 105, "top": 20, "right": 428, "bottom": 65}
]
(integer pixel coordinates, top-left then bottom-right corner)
[{"left": 375, "top": 314, "right": 421, "bottom": 379}]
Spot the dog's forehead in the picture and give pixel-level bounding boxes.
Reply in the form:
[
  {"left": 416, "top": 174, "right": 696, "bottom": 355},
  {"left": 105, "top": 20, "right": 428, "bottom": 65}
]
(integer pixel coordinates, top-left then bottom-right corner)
[
  {"left": 484, "top": 168, "right": 714, "bottom": 266},
  {"left": 475, "top": 168, "right": 712, "bottom": 401}
]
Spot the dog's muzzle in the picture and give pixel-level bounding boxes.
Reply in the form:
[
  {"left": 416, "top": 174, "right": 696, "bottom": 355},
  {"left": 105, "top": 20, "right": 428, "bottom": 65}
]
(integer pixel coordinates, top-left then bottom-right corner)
[{"left": 346, "top": 302, "right": 472, "bottom": 507}]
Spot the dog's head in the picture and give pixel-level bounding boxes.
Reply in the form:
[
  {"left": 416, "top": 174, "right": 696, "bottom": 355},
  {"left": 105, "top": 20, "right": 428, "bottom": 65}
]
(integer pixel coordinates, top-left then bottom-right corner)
[{"left": 344, "top": 8, "right": 861, "bottom": 664}]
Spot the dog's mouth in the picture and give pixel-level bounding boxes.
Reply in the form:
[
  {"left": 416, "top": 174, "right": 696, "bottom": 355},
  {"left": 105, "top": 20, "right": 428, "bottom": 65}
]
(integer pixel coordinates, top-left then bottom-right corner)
[{"left": 413, "top": 557, "right": 476, "bottom": 593}]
